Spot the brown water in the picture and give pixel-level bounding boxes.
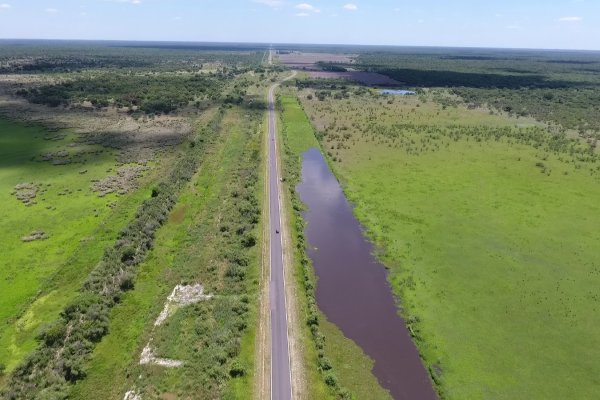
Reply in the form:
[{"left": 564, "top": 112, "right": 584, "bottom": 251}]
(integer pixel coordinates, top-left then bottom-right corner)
[{"left": 296, "top": 148, "right": 437, "bottom": 400}]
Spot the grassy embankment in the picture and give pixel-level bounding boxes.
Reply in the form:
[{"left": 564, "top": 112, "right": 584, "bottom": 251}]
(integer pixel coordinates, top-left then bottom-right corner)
[
  {"left": 278, "top": 94, "right": 392, "bottom": 400},
  {"left": 0, "top": 119, "right": 172, "bottom": 376},
  {"left": 70, "top": 105, "right": 264, "bottom": 399},
  {"left": 298, "top": 88, "right": 600, "bottom": 399}
]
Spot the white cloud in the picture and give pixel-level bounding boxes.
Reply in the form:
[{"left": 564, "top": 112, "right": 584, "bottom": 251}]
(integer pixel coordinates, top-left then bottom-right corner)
[
  {"left": 295, "top": 12, "right": 309, "bottom": 17},
  {"left": 104, "top": 0, "right": 142, "bottom": 4},
  {"left": 253, "top": 0, "right": 283, "bottom": 8},
  {"left": 343, "top": 3, "right": 357, "bottom": 11},
  {"left": 295, "top": 3, "right": 319, "bottom": 13},
  {"left": 0, "top": 3, "right": 11, "bottom": 9},
  {"left": 558, "top": 16, "right": 582, "bottom": 22},
  {"left": 45, "top": 8, "right": 58, "bottom": 13}
]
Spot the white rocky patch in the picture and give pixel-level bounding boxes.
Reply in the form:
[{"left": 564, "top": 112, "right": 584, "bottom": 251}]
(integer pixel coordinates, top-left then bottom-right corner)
[
  {"left": 123, "top": 390, "right": 142, "bottom": 400},
  {"left": 154, "top": 284, "right": 212, "bottom": 327},
  {"left": 139, "top": 283, "right": 212, "bottom": 368},
  {"left": 139, "top": 340, "right": 184, "bottom": 368}
]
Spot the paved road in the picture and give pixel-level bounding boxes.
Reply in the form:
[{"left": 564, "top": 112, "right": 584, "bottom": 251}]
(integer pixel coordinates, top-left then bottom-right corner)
[{"left": 268, "top": 78, "right": 292, "bottom": 400}]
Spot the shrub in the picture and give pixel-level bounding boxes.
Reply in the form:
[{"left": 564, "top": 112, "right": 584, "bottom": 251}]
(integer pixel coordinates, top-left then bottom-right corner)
[
  {"left": 324, "top": 372, "right": 338, "bottom": 387},
  {"left": 229, "top": 361, "right": 245, "bottom": 378}
]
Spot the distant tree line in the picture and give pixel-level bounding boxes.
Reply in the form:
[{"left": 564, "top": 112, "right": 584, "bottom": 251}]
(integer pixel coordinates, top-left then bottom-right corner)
[{"left": 16, "top": 73, "right": 223, "bottom": 114}]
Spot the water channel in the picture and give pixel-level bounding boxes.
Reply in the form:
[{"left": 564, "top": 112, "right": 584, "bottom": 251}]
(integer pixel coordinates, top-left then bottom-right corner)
[{"left": 296, "top": 148, "right": 437, "bottom": 400}]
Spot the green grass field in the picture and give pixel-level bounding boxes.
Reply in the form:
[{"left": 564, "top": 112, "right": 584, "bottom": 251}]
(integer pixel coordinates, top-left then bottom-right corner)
[
  {"left": 279, "top": 94, "right": 393, "bottom": 400},
  {"left": 0, "top": 119, "right": 166, "bottom": 375},
  {"left": 296, "top": 89, "right": 600, "bottom": 399}
]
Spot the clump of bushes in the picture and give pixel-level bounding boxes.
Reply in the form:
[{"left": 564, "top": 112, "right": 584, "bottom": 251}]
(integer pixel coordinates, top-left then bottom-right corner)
[
  {"left": 147, "top": 108, "right": 263, "bottom": 397},
  {"left": 18, "top": 74, "right": 224, "bottom": 114}
]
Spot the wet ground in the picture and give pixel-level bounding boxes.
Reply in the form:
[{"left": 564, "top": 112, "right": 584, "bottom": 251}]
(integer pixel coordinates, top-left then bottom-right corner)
[
  {"left": 296, "top": 148, "right": 437, "bottom": 400},
  {"left": 380, "top": 89, "right": 416, "bottom": 95}
]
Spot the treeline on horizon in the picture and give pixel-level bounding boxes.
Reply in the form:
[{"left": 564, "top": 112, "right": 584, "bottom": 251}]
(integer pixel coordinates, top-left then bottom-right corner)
[{"left": 304, "top": 47, "right": 600, "bottom": 136}]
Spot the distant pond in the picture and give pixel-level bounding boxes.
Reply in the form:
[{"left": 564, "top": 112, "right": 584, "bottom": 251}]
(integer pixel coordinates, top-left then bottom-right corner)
[{"left": 380, "top": 89, "right": 416, "bottom": 96}]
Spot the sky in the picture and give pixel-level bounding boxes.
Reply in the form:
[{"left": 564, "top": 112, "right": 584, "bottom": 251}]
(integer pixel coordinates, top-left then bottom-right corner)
[{"left": 0, "top": 0, "right": 599, "bottom": 50}]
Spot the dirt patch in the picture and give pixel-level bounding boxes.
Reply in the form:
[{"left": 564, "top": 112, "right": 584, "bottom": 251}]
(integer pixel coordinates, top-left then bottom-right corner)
[
  {"left": 91, "top": 165, "right": 149, "bottom": 197},
  {"left": 40, "top": 149, "right": 72, "bottom": 165},
  {"left": 168, "top": 205, "right": 188, "bottom": 224},
  {"left": 310, "top": 71, "right": 399, "bottom": 86},
  {"left": 21, "top": 230, "right": 49, "bottom": 242},
  {"left": 12, "top": 182, "right": 41, "bottom": 206}
]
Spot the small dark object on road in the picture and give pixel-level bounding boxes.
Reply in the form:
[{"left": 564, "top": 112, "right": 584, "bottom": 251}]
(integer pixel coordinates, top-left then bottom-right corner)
[{"left": 276, "top": 229, "right": 279, "bottom": 234}]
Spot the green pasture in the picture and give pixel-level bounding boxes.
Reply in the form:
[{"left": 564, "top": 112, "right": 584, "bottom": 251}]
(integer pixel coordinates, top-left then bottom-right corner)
[{"left": 0, "top": 119, "right": 157, "bottom": 374}]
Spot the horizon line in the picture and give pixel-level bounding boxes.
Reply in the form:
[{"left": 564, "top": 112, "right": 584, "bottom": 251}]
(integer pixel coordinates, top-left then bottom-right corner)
[{"left": 1, "top": 37, "right": 599, "bottom": 53}]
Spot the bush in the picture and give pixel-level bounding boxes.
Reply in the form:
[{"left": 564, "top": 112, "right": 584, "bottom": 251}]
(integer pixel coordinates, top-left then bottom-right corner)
[
  {"left": 37, "top": 321, "right": 67, "bottom": 346},
  {"left": 229, "top": 361, "right": 245, "bottom": 377},
  {"left": 324, "top": 372, "right": 338, "bottom": 387}
]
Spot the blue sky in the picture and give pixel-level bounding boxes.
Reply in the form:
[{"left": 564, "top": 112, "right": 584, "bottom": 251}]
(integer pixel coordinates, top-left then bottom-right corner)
[{"left": 0, "top": 0, "right": 599, "bottom": 50}]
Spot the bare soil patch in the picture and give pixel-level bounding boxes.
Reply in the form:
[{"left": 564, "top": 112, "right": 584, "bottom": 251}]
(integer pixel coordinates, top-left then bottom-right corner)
[
  {"left": 20, "top": 230, "right": 49, "bottom": 242},
  {"left": 168, "top": 205, "right": 188, "bottom": 224},
  {"left": 91, "top": 165, "right": 149, "bottom": 197},
  {"left": 12, "top": 182, "right": 41, "bottom": 206}
]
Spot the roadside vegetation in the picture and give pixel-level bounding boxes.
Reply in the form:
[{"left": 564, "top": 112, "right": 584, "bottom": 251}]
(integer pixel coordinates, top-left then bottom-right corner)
[
  {"left": 294, "top": 82, "right": 600, "bottom": 399},
  {"left": 70, "top": 105, "right": 263, "bottom": 399}
]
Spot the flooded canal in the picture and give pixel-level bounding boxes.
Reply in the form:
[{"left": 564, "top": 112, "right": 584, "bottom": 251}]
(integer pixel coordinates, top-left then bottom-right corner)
[{"left": 296, "top": 148, "right": 437, "bottom": 400}]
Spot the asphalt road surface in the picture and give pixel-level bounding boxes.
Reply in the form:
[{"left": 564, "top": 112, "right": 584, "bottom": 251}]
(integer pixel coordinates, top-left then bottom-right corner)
[{"left": 268, "top": 79, "right": 292, "bottom": 400}]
